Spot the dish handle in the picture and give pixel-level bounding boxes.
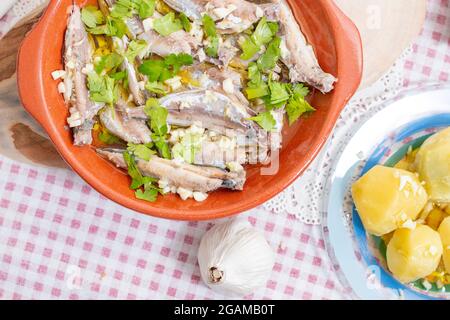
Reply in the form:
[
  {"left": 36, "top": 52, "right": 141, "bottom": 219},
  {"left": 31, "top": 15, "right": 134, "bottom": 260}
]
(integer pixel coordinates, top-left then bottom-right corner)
[
  {"left": 323, "top": 0, "right": 363, "bottom": 109},
  {"left": 16, "top": 1, "right": 59, "bottom": 129}
]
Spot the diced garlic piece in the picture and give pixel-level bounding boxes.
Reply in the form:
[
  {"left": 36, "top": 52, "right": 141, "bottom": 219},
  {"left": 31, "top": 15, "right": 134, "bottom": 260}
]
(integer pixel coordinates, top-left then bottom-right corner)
[
  {"left": 401, "top": 219, "right": 416, "bottom": 230},
  {"left": 57, "top": 82, "right": 66, "bottom": 94},
  {"left": 142, "top": 18, "right": 154, "bottom": 32},
  {"left": 193, "top": 192, "right": 208, "bottom": 202},
  {"left": 164, "top": 76, "right": 182, "bottom": 91},
  {"left": 51, "top": 70, "right": 66, "bottom": 80},
  {"left": 66, "top": 60, "right": 75, "bottom": 69},
  {"left": 177, "top": 187, "right": 193, "bottom": 201},
  {"left": 222, "top": 78, "right": 234, "bottom": 94},
  {"left": 81, "top": 63, "right": 94, "bottom": 75},
  {"left": 212, "top": 5, "right": 237, "bottom": 20}
]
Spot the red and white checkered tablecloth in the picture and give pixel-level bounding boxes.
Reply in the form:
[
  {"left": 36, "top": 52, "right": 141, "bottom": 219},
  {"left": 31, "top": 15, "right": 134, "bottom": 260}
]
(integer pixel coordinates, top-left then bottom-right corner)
[{"left": 0, "top": 0, "right": 448, "bottom": 300}]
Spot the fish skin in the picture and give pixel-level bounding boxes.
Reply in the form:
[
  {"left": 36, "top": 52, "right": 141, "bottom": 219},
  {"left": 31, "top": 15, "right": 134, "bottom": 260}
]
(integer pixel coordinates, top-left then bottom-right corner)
[
  {"left": 263, "top": 0, "right": 337, "bottom": 93},
  {"left": 97, "top": 149, "right": 246, "bottom": 192},
  {"left": 138, "top": 29, "right": 201, "bottom": 57},
  {"left": 99, "top": 105, "right": 152, "bottom": 144},
  {"left": 65, "top": 5, "right": 102, "bottom": 146}
]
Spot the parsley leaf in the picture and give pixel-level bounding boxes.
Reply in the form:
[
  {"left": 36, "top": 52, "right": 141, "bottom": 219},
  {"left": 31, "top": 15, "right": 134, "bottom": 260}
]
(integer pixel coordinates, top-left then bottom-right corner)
[
  {"left": 202, "top": 14, "right": 217, "bottom": 37},
  {"left": 292, "top": 83, "right": 310, "bottom": 98},
  {"left": 94, "top": 53, "right": 124, "bottom": 74},
  {"left": 245, "top": 63, "right": 269, "bottom": 99},
  {"left": 125, "top": 40, "right": 148, "bottom": 62},
  {"left": 145, "top": 81, "right": 167, "bottom": 95},
  {"left": 123, "top": 151, "right": 145, "bottom": 189},
  {"left": 127, "top": 143, "right": 155, "bottom": 161},
  {"left": 179, "top": 12, "right": 192, "bottom": 32},
  {"left": 202, "top": 14, "right": 219, "bottom": 58},
  {"left": 135, "top": 188, "right": 158, "bottom": 202},
  {"left": 87, "top": 72, "right": 116, "bottom": 104},
  {"left": 138, "top": 53, "right": 193, "bottom": 82},
  {"left": 153, "top": 12, "right": 182, "bottom": 36},
  {"left": 144, "top": 98, "right": 172, "bottom": 159},
  {"left": 257, "top": 36, "right": 281, "bottom": 71},
  {"left": 81, "top": 6, "right": 104, "bottom": 29},
  {"left": 240, "top": 18, "right": 278, "bottom": 60},
  {"left": 268, "top": 80, "right": 290, "bottom": 106},
  {"left": 139, "top": 0, "right": 155, "bottom": 19},
  {"left": 248, "top": 111, "right": 276, "bottom": 131},
  {"left": 286, "top": 88, "right": 315, "bottom": 125}
]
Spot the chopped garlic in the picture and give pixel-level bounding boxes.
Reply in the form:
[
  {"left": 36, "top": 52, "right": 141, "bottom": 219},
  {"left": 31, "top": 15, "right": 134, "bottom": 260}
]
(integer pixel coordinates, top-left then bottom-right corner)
[
  {"left": 81, "top": 63, "right": 94, "bottom": 75},
  {"left": 158, "top": 179, "right": 170, "bottom": 189},
  {"left": 164, "top": 76, "right": 182, "bottom": 91},
  {"left": 66, "top": 60, "right": 75, "bottom": 69},
  {"left": 142, "top": 18, "right": 154, "bottom": 32},
  {"left": 196, "top": 48, "right": 206, "bottom": 62},
  {"left": 57, "top": 82, "right": 66, "bottom": 94},
  {"left": 177, "top": 187, "right": 193, "bottom": 201},
  {"left": 193, "top": 192, "right": 208, "bottom": 202},
  {"left": 422, "top": 279, "right": 432, "bottom": 291},
  {"left": 227, "top": 14, "right": 242, "bottom": 24},
  {"left": 51, "top": 70, "right": 66, "bottom": 80},
  {"left": 222, "top": 78, "right": 235, "bottom": 94},
  {"left": 212, "top": 5, "right": 237, "bottom": 20},
  {"left": 401, "top": 219, "right": 416, "bottom": 230}
]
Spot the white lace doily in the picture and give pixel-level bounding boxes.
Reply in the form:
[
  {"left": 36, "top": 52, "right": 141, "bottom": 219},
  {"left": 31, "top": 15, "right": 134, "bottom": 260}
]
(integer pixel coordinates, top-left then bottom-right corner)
[{"left": 263, "top": 48, "right": 413, "bottom": 225}]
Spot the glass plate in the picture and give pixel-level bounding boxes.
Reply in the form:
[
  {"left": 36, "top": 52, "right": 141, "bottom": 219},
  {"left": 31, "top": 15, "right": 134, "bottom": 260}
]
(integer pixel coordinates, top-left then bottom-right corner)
[{"left": 323, "top": 84, "right": 450, "bottom": 300}]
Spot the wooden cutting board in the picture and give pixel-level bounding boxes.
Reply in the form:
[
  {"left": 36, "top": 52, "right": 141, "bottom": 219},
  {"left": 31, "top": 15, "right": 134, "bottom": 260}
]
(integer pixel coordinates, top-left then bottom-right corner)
[{"left": 0, "top": 0, "right": 427, "bottom": 168}]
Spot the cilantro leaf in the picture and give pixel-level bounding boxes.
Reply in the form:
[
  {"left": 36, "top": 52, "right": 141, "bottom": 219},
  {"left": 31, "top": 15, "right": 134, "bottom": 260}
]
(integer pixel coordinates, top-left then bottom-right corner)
[
  {"left": 245, "top": 85, "right": 269, "bottom": 100},
  {"left": 152, "top": 134, "right": 172, "bottom": 159},
  {"left": 145, "top": 81, "right": 167, "bottom": 95},
  {"left": 164, "top": 53, "right": 194, "bottom": 73},
  {"left": 248, "top": 111, "right": 276, "bottom": 131},
  {"left": 87, "top": 72, "right": 116, "bottom": 104},
  {"left": 202, "top": 14, "right": 217, "bottom": 37},
  {"left": 135, "top": 188, "right": 158, "bottom": 202},
  {"left": 257, "top": 36, "right": 281, "bottom": 71},
  {"left": 286, "top": 92, "right": 315, "bottom": 125},
  {"left": 292, "top": 83, "right": 310, "bottom": 98},
  {"left": 139, "top": 0, "right": 155, "bottom": 19},
  {"left": 81, "top": 6, "right": 104, "bottom": 29},
  {"left": 153, "top": 12, "right": 182, "bottom": 36},
  {"left": 240, "top": 18, "right": 278, "bottom": 60},
  {"left": 127, "top": 143, "right": 155, "bottom": 161},
  {"left": 179, "top": 12, "right": 192, "bottom": 32},
  {"left": 138, "top": 59, "right": 165, "bottom": 82},
  {"left": 144, "top": 98, "right": 168, "bottom": 136},
  {"left": 268, "top": 81, "right": 290, "bottom": 106},
  {"left": 205, "top": 36, "right": 219, "bottom": 58},
  {"left": 125, "top": 39, "right": 148, "bottom": 62},
  {"left": 94, "top": 53, "right": 124, "bottom": 74},
  {"left": 240, "top": 36, "right": 260, "bottom": 60},
  {"left": 123, "top": 151, "right": 145, "bottom": 189}
]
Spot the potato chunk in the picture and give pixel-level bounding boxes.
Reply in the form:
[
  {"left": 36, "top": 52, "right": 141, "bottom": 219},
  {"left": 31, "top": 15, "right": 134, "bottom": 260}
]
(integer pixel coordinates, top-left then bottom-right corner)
[
  {"left": 352, "top": 165, "right": 428, "bottom": 236},
  {"left": 415, "top": 128, "right": 450, "bottom": 203},
  {"left": 438, "top": 217, "right": 450, "bottom": 274},
  {"left": 387, "top": 225, "right": 443, "bottom": 283}
]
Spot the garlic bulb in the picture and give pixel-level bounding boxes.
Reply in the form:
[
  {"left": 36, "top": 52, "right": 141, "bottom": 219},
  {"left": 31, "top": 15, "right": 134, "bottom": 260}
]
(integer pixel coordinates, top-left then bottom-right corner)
[{"left": 197, "top": 219, "right": 275, "bottom": 296}]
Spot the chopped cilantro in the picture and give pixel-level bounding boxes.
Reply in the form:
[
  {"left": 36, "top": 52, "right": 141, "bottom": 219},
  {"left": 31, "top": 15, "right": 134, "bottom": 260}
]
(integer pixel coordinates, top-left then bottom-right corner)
[
  {"left": 248, "top": 111, "right": 276, "bottom": 131},
  {"left": 125, "top": 39, "right": 148, "bottom": 62},
  {"left": 202, "top": 14, "right": 219, "bottom": 58},
  {"left": 153, "top": 12, "right": 183, "bottom": 36},
  {"left": 87, "top": 72, "right": 116, "bottom": 104},
  {"left": 81, "top": 6, "right": 104, "bottom": 29},
  {"left": 138, "top": 0, "right": 155, "bottom": 19},
  {"left": 98, "top": 125, "right": 121, "bottom": 144},
  {"left": 286, "top": 86, "right": 315, "bottom": 125},
  {"left": 179, "top": 12, "right": 192, "bottom": 32},
  {"left": 94, "top": 52, "right": 123, "bottom": 74},
  {"left": 257, "top": 36, "right": 281, "bottom": 71},
  {"left": 127, "top": 143, "right": 155, "bottom": 161},
  {"left": 145, "top": 81, "right": 167, "bottom": 95},
  {"left": 144, "top": 98, "right": 171, "bottom": 159},
  {"left": 139, "top": 53, "right": 193, "bottom": 82},
  {"left": 135, "top": 188, "right": 158, "bottom": 202},
  {"left": 240, "top": 18, "right": 279, "bottom": 60},
  {"left": 205, "top": 36, "right": 219, "bottom": 58}
]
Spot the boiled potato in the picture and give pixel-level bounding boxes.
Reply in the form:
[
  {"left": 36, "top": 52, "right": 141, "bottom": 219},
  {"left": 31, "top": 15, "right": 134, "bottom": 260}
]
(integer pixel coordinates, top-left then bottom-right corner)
[
  {"left": 352, "top": 165, "right": 428, "bottom": 236},
  {"left": 438, "top": 217, "right": 450, "bottom": 273},
  {"left": 387, "top": 225, "right": 443, "bottom": 283},
  {"left": 415, "top": 128, "right": 450, "bottom": 203}
]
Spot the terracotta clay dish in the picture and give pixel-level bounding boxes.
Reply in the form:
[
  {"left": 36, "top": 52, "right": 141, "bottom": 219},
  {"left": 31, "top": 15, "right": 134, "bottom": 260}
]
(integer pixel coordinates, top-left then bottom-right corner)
[{"left": 17, "top": 0, "right": 363, "bottom": 220}]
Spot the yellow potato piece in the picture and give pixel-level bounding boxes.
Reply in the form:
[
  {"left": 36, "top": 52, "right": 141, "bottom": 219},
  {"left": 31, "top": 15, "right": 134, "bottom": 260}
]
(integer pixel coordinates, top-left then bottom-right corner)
[
  {"left": 387, "top": 225, "right": 443, "bottom": 283},
  {"left": 438, "top": 217, "right": 450, "bottom": 274},
  {"left": 352, "top": 165, "right": 428, "bottom": 236},
  {"left": 415, "top": 128, "right": 450, "bottom": 203}
]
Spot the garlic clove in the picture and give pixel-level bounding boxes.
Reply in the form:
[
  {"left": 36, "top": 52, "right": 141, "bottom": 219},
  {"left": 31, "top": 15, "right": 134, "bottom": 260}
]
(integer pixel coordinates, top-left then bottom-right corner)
[{"left": 197, "top": 219, "right": 275, "bottom": 296}]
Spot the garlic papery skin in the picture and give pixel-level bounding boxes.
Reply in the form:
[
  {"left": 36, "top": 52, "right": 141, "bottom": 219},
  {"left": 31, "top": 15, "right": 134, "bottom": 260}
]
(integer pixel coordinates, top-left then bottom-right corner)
[{"left": 197, "top": 219, "right": 275, "bottom": 296}]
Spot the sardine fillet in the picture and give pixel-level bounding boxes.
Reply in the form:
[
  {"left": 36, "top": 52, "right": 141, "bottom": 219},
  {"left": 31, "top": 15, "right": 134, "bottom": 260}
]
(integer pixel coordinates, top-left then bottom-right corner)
[
  {"left": 264, "top": 0, "right": 337, "bottom": 93},
  {"left": 98, "top": 150, "right": 246, "bottom": 192}
]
